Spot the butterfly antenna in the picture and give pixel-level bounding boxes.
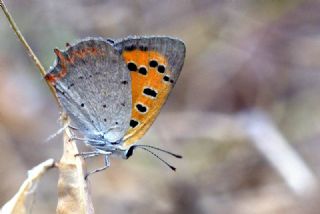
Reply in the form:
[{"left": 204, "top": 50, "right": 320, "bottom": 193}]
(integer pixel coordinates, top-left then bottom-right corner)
[
  {"left": 136, "top": 147, "right": 177, "bottom": 171},
  {"left": 134, "top": 144, "right": 182, "bottom": 159}
]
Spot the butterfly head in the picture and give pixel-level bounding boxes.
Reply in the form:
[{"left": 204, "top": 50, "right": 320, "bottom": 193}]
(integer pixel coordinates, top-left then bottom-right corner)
[{"left": 123, "top": 146, "right": 135, "bottom": 159}]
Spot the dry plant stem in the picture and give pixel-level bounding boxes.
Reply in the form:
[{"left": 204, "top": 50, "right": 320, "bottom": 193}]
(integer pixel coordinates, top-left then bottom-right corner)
[
  {"left": 0, "top": 0, "right": 57, "bottom": 101},
  {"left": 57, "top": 115, "right": 95, "bottom": 214},
  {"left": 1, "top": 159, "right": 55, "bottom": 214}
]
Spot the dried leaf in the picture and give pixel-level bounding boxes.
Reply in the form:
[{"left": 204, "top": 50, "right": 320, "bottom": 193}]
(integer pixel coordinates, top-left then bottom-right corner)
[
  {"left": 56, "top": 115, "right": 95, "bottom": 214},
  {"left": 1, "top": 159, "right": 55, "bottom": 214}
]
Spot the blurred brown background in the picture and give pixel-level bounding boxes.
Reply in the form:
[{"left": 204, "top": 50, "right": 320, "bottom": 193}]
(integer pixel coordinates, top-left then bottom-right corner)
[{"left": 1, "top": 0, "right": 320, "bottom": 213}]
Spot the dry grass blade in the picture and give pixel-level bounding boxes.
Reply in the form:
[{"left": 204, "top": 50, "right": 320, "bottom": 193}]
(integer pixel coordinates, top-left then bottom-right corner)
[
  {"left": 56, "top": 115, "right": 95, "bottom": 214},
  {"left": 1, "top": 159, "right": 55, "bottom": 214}
]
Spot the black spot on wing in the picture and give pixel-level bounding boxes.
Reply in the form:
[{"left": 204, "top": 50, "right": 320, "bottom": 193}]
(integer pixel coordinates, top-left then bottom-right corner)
[
  {"left": 125, "top": 45, "right": 136, "bottom": 51},
  {"left": 157, "top": 65, "right": 165, "bottom": 73},
  {"left": 136, "top": 103, "right": 148, "bottom": 113},
  {"left": 139, "top": 46, "right": 148, "bottom": 51},
  {"left": 149, "top": 60, "right": 158, "bottom": 68},
  {"left": 138, "top": 66, "right": 148, "bottom": 75},
  {"left": 127, "top": 62, "right": 137, "bottom": 71},
  {"left": 130, "top": 119, "right": 139, "bottom": 128},
  {"left": 143, "top": 88, "right": 157, "bottom": 98},
  {"left": 68, "top": 83, "right": 75, "bottom": 89},
  {"left": 163, "top": 75, "right": 170, "bottom": 82}
]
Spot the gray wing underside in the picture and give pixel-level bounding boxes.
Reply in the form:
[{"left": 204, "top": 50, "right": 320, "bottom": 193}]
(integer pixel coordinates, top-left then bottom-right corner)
[
  {"left": 113, "top": 36, "right": 186, "bottom": 84},
  {"left": 47, "top": 38, "right": 132, "bottom": 141}
]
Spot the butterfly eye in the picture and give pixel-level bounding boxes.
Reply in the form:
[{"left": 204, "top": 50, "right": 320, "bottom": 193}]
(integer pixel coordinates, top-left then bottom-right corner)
[{"left": 125, "top": 146, "right": 134, "bottom": 159}]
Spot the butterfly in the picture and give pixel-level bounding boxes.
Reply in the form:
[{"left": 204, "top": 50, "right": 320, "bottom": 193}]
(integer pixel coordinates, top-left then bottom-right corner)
[{"left": 45, "top": 36, "right": 186, "bottom": 176}]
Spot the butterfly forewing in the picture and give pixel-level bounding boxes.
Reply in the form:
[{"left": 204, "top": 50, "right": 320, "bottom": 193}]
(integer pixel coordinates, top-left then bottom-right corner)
[{"left": 114, "top": 36, "right": 186, "bottom": 148}]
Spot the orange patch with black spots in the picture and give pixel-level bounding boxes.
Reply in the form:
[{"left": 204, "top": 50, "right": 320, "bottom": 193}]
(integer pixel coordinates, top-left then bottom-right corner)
[{"left": 122, "top": 49, "right": 173, "bottom": 147}]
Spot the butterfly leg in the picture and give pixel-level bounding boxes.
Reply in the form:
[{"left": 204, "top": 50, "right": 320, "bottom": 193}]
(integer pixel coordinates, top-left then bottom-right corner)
[
  {"left": 68, "top": 125, "right": 79, "bottom": 131},
  {"left": 75, "top": 151, "right": 103, "bottom": 159},
  {"left": 85, "top": 155, "right": 110, "bottom": 179},
  {"left": 68, "top": 136, "right": 105, "bottom": 145}
]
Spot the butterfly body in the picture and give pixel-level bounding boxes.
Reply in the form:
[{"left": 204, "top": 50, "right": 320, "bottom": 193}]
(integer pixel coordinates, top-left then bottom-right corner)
[{"left": 45, "top": 36, "right": 185, "bottom": 168}]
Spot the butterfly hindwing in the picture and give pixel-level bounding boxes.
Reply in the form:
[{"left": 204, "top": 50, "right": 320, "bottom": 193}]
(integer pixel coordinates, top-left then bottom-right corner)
[
  {"left": 114, "top": 36, "right": 186, "bottom": 148},
  {"left": 45, "top": 38, "right": 132, "bottom": 143}
]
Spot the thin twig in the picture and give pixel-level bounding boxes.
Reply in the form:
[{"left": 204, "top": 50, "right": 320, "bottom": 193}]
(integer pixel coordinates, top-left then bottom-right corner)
[{"left": 0, "top": 0, "right": 58, "bottom": 102}]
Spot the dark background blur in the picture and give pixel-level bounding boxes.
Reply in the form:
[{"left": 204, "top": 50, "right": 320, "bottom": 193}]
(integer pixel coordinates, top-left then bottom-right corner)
[{"left": 1, "top": 0, "right": 320, "bottom": 213}]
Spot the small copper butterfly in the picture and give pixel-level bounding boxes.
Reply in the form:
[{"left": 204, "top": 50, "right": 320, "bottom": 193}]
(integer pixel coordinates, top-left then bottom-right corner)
[{"left": 45, "top": 36, "right": 186, "bottom": 176}]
